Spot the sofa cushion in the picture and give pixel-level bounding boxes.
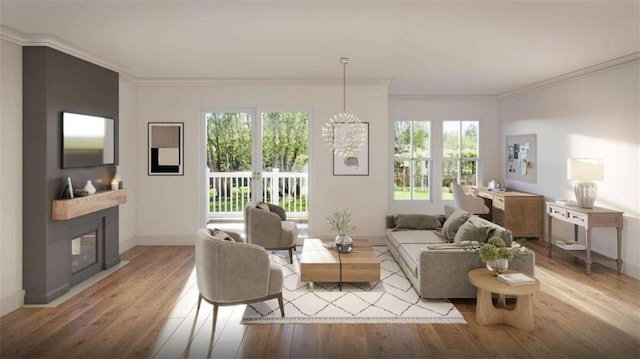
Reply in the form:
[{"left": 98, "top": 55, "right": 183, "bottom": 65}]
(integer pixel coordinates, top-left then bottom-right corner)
[
  {"left": 393, "top": 214, "right": 442, "bottom": 230},
  {"left": 386, "top": 229, "right": 445, "bottom": 250},
  {"left": 453, "top": 220, "right": 494, "bottom": 243},
  {"left": 440, "top": 209, "right": 472, "bottom": 241}
]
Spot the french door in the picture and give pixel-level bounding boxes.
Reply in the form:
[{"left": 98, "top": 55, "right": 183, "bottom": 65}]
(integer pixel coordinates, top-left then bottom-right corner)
[{"left": 205, "top": 110, "right": 309, "bottom": 219}]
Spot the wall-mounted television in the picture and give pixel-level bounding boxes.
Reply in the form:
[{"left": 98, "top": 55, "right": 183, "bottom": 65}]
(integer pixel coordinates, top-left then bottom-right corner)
[{"left": 62, "top": 112, "right": 115, "bottom": 168}]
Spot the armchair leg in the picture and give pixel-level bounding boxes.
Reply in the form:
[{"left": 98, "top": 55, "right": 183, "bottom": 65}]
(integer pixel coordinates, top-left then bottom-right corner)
[
  {"left": 277, "top": 293, "right": 285, "bottom": 317},
  {"left": 288, "top": 248, "right": 293, "bottom": 264},
  {"left": 211, "top": 303, "right": 219, "bottom": 341},
  {"left": 197, "top": 293, "right": 202, "bottom": 311}
]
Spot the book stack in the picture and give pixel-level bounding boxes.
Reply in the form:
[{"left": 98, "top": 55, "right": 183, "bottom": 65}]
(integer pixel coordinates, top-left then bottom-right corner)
[
  {"left": 555, "top": 240, "right": 586, "bottom": 250},
  {"left": 497, "top": 273, "right": 535, "bottom": 286}
]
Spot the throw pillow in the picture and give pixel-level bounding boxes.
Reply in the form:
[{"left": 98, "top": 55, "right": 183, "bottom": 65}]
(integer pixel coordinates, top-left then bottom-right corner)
[
  {"left": 440, "top": 209, "right": 472, "bottom": 241},
  {"left": 257, "top": 203, "right": 271, "bottom": 212},
  {"left": 393, "top": 214, "right": 442, "bottom": 230},
  {"left": 453, "top": 220, "right": 494, "bottom": 243},
  {"left": 209, "top": 229, "right": 235, "bottom": 242}
]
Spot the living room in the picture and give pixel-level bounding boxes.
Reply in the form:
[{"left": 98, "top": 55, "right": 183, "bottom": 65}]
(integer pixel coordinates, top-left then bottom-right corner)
[{"left": 1, "top": 1, "right": 638, "bottom": 358}]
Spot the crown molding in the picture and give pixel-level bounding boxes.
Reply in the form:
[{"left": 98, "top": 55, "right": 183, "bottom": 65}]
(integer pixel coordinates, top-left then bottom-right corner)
[
  {"left": 0, "top": 25, "right": 135, "bottom": 79},
  {"left": 135, "top": 77, "right": 391, "bottom": 86},
  {"left": 389, "top": 94, "right": 498, "bottom": 101},
  {"left": 499, "top": 52, "right": 640, "bottom": 99}
]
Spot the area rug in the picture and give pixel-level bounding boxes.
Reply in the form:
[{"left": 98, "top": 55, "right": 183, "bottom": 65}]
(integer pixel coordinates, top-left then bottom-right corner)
[{"left": 241, "top": 246, "right": 466, "bottom": 324}]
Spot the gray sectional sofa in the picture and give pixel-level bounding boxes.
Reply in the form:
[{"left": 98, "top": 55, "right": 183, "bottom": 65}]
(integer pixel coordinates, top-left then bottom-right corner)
[{"left": 385, "top": 205, "right": 535, "bottom": 299}]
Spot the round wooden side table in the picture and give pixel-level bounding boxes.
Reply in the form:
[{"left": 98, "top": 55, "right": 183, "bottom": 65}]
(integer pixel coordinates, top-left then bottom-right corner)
[{"left": 467, "top": 268, "right": 540, "bottom": 332}]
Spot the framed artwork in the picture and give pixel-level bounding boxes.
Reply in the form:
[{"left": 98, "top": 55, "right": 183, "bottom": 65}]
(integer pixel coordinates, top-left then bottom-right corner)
[
  {"left": 333, "top": 122, "right": 369, "bottom": 176},
  {"left": 148, "top": 122, "right": 184, "bottom": 176}
]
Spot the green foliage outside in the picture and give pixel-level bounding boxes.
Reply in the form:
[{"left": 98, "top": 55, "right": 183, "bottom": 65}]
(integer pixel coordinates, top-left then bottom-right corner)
[{"left": 206, "top": 112, "right": 309, "bottom": 213}]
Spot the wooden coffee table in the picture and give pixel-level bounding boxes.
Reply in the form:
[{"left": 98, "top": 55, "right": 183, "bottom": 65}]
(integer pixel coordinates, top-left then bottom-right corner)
[{"left": 300, "top": 238, "right": 380, "bottom": 288}]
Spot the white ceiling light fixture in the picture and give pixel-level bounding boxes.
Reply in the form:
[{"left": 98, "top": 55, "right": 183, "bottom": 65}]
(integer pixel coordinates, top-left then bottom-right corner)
[{"left": 322, "top": 57, "right": 367, "bottom": 157}]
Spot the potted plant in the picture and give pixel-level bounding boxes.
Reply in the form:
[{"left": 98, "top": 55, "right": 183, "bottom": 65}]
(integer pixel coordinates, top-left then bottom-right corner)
[
  {"left": 326, "top": 209, "right": 356, "bottom": 253},
  {"left": 473, "top": 235, "right": 523, "bottom": 274}
]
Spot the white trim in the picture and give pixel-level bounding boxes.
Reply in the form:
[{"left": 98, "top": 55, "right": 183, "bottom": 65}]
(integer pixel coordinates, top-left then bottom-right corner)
[
  {"left": 119, "top": 236, "right": 137, "bottom": 254},
  {"left": 0, "top": 25, "right": 132, "bottom": 77},
  {"left": 0, "top": 289, "right": 24, "bottom": 317},
  {"left": 390, "top": 94, "right": 498, "bottom": 101},
  {"left": 135, "top": 78, "right": 391, "bottom": 86},
  {"left": 499, "top": 52, "right": 640, "bottom": 99}
]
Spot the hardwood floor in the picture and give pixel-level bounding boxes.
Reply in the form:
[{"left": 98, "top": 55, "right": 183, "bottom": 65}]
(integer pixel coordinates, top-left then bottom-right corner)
[{"left": 2, "top": 240, "right": 639, "bottom": 358}]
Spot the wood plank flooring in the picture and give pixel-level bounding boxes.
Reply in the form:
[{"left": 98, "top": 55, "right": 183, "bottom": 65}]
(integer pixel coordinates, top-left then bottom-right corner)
[{"left": 1, "top": 240, "right": 639, "bottom": 358}]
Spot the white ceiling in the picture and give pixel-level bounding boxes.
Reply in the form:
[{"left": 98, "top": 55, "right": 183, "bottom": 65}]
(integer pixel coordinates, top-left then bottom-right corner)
[{"left": 1, "top": 0, "right": 638, "bottom": 95}]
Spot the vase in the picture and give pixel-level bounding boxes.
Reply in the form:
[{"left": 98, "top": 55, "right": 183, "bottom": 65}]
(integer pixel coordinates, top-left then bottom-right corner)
[
  {"left": 84, "top": 180, "right": 96, "bottom": 195},
  {"left": 335, "top": 234, "right": 353, "bottom": 254},
  {"left": 485, "top": 258, "right": 508, "bottom": 274}
]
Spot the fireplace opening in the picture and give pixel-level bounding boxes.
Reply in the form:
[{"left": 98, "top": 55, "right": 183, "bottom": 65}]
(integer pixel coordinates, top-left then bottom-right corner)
[{"left": 71, "top": 230, "right": 98, "bottom": 274}]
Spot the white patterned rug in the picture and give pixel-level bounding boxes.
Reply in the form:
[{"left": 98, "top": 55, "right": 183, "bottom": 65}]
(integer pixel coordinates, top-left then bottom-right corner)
[{"left": 241, "top": 246, "right": 466, "bottom": 324}]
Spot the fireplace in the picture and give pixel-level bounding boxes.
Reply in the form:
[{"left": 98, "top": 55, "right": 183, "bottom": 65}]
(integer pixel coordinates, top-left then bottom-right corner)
[
  {"left": 71, "top": 231, "right": 97, "bottom": 273},
  {"left": 68, "top": 218, "right": 105, "bottom": 288}
]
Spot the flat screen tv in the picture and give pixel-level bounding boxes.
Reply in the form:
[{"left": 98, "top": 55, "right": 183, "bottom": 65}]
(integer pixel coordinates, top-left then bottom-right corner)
[{"left": 62, "top": 112, "right": 115, "bottom": 168}]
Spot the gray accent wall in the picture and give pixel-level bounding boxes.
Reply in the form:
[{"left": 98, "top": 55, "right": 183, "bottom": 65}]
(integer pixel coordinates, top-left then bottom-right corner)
[{"left": 22, "top": 46, "right": 120, "bottom": 304}]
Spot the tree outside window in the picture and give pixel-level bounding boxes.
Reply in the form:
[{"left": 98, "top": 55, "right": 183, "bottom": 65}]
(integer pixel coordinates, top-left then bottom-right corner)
[
  {"left": 443, "top": 121, "right": 479, "bottom": 200},
  {"left": 394, "top": 121, "right": 430, "bottom": 200}
]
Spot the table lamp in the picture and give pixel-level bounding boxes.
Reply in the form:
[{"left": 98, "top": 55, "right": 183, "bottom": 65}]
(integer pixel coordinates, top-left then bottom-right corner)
[{"left": 567, "top": 158, "right": 604, "bottom": 209}]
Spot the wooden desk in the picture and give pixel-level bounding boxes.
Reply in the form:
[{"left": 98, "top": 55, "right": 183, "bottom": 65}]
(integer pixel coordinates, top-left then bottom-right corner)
[
  {"left": 477, "top": 188, "right": 544, "bottom": 238},
  {"left": 468, "top": 268, "right": 540, "bottom": 332},
  {"left": 546, "top": 202, "right": 624, "bottom": 274}
]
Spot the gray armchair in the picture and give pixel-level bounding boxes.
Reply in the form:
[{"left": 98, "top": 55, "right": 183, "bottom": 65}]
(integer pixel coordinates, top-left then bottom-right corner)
[
  {"left": 195, "top": 228, "right": 284, "bottom": 339},
  {"left": 244, "top": 202, "right": 298, "bottom": 264}
]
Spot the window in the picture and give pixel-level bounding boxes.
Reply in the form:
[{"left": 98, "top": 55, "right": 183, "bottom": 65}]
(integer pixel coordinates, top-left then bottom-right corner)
[
  {"left": 393, "top": 121, "right": 430, "bottom": 200},
  {"left": 443, "top": 121, "right": 479, "bottom": 200}
]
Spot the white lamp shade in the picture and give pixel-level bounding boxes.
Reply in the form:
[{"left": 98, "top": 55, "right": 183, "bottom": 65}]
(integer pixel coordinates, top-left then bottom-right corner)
[{"left": 567, "top": 158, "right": 604, "bottom": 181}]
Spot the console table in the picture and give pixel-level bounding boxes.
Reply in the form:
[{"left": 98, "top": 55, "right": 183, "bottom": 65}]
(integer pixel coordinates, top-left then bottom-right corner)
[
  {"left": 477, "top": 188, "right": 544, "bottom": 238},
  {"left": 546, "top": 202, "right": 624, "bottom": 274}
]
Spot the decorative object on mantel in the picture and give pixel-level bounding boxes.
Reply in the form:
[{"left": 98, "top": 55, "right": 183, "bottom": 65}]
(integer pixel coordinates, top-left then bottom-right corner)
[
  {"left": 326, "top": 209, "right": 356, "bottom": 253},
  {"left": 567, "top": 158, "right": 604, "bottom": 209},
  {"left": 83, "top": 180, "right": 96, "bottom": 195},
  {"left": 73, "top": 189, "right": 89, "bottom": 197},
  {"left": 321, "top": 57, "right": 367, "bottom": 158},
  {"left": 111, "top": 166, "right": 121, "bottom": 190}
]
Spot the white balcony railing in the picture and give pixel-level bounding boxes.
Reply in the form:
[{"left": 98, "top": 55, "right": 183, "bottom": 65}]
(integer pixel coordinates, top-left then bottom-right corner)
[{"left": 207, "top": 170, "right": 308, "bottom": 219}]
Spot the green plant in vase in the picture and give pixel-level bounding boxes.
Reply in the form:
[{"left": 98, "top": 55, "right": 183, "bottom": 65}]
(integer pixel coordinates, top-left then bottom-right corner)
[{"left": 326, "top": 209, "right": 356, "bottom": 253}]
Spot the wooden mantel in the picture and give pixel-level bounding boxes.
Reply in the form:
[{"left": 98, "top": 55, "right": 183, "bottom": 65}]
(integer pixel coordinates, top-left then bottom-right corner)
[{"left": 52, "top": 189, "right": 127, "bottom": 220}]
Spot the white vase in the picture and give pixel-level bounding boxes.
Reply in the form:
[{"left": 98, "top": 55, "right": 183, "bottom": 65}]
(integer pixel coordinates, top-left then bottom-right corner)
[
  {"left": 335, "top": 234, "right": 353, "bottom": 254},
  {"left": 84, "top": 180, "right": 96, "bottom": 195},
  {"left": 486, "top": 258, "right": 508, "bottom": 274}
]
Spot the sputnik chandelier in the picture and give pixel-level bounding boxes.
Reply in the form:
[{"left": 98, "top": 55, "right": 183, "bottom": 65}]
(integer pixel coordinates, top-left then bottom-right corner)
[{"left": 321, "top": 57, "right": 367, "bottom": 157}]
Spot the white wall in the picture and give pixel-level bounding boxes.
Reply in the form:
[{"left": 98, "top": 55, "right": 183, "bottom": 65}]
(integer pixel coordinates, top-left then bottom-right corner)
[
  {"left": 388, "top": 96, "right": 501, "bottom": 215},
  {"left": 118, "top": 77, "right": 138, "bottom": 252},
  {"left": 500, "top": 62, "right": 640, "bottom": 278},
  {"left": 135, "top": 82, "right": 389, "bottom": 244},
  {"left": 0, "top": 39, "right": 23, "bottom": 316}
]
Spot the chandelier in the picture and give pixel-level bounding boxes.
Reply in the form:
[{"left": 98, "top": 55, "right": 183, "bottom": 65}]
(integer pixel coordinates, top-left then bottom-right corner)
[{"left": 321, "top": 57, "right": 367, "bottom": 157}]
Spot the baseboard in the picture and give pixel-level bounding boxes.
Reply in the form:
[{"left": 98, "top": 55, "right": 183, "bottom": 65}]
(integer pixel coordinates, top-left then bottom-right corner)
[
  {"left": 136, "top": 235, "right": 194, "bottom": 246},
  {"left": 0, "top": 289, "right": 25, "bottom": 317},
  {"left": 119, "top": 236, "right": 137, "bottom": 254}
]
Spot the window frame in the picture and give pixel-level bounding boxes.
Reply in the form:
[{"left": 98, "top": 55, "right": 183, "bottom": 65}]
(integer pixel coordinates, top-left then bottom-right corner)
[
  {"left": 442, "top": 120, "right": 480, "bottom": 191},
  {"left": 393, "top": 120, "right": 432, "bottom": 201}
]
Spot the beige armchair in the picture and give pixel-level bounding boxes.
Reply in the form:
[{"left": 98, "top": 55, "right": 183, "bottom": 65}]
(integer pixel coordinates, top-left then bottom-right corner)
[
  {"left": 452, "top": 182, "right": 490, "bottom": 215},
  {"left": 195, "top": 228, "right": 284, "bottom": 340},
  {"left": 244, "top": 202, "right": 298, "bottom": 264}
]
